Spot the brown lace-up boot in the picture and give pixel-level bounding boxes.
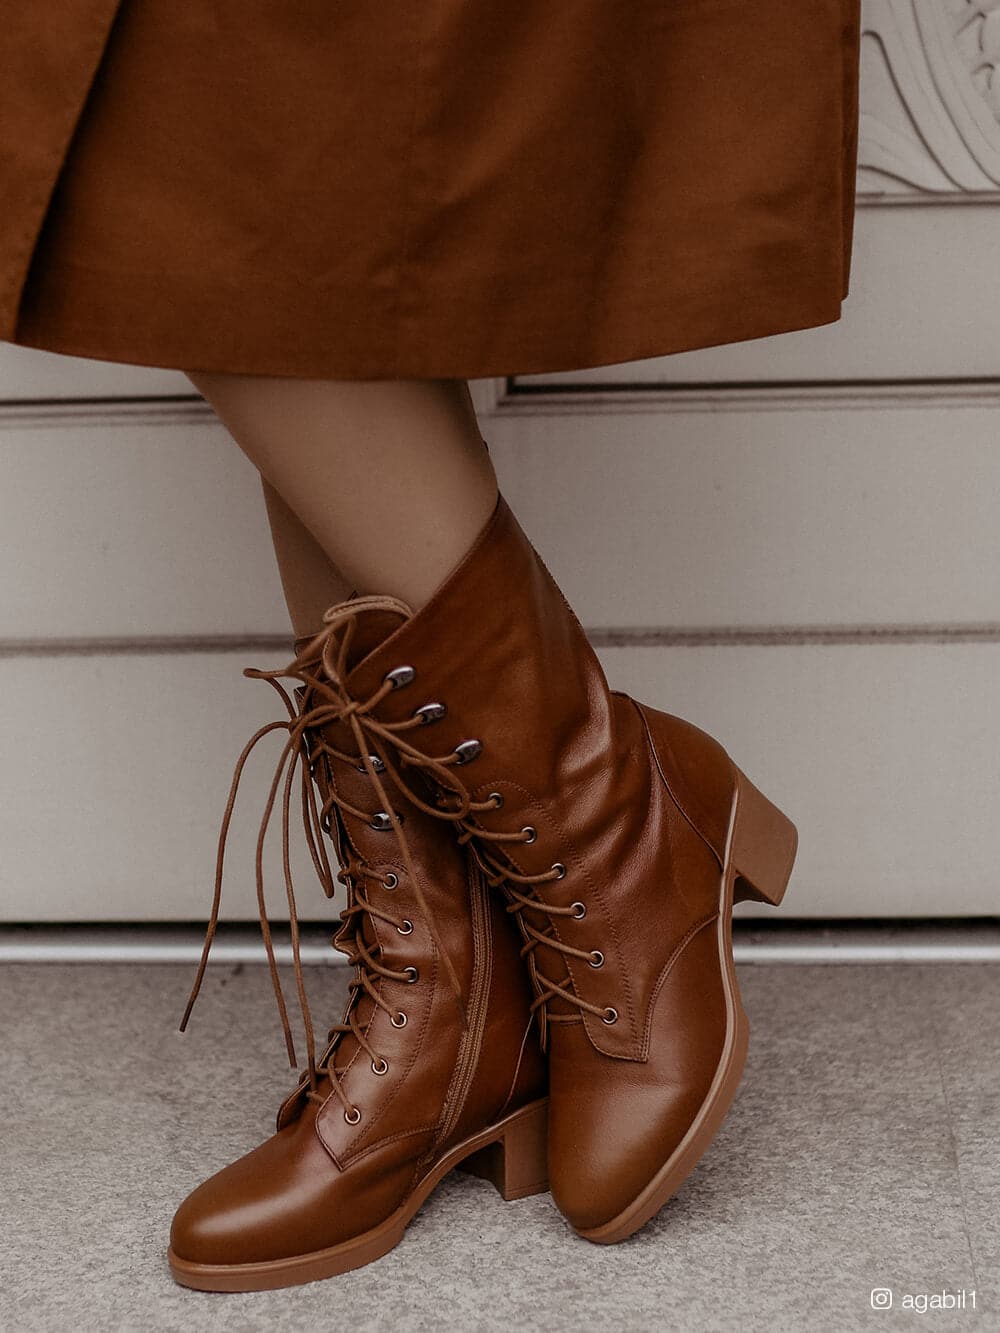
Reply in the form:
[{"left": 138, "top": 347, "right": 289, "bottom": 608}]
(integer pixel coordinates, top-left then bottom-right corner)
[
  {"left": 168, "top": 613, "right": 547, "bottom": 1291},
  {"left": 306, "top": 495, "right": 798, "bottom": 1243}
]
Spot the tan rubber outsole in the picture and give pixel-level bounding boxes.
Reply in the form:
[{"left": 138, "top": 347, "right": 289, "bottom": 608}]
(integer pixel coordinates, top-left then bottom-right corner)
[
  {"left": 168, "top": 1096, "right": 549, "bottom": 1291},
  {"left": 575, "top": 767, "right": 796, "bottom": 1245}
]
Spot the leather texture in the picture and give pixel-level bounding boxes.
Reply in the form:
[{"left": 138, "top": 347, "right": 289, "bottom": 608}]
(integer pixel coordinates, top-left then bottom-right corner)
[
  {"left": 4, "top": 2, "right": 860, "bottom": 376},
  {"left": 335, "top": 495, "right": 761, "bottom": 1234},
  {"left": 170, "top": 619, "right": 546, "bottom": 1269}
]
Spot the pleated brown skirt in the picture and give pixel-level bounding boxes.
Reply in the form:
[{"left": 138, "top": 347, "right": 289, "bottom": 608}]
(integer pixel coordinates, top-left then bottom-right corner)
[{"left": 1, "top": 1, "right": 861, "bottom": 380}]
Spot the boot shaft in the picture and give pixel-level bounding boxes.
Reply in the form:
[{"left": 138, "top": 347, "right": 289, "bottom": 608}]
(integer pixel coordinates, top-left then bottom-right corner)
[
  {"left": 286, "top": 631, "right": 545, "bottom": 1162},
  {"left": 328, "top": 498, "right": 740, "bottom": 1059}
]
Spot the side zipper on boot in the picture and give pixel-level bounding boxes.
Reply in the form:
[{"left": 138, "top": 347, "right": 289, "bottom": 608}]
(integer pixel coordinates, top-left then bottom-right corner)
[{"left": 423, "top": 861, "right": 494, "bottom": 1158}]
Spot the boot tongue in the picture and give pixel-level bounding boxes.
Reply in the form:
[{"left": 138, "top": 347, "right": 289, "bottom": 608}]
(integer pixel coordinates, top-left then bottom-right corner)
[
  {"left": 282, "top": 852, "right": 382, "bottom": 1109},
  {"left": 521, "top": 919, "right": 583, "bottom": 1020},
  {"left": 304, "top": 803, "right": 385, "bottom": 1082},
  {"left": 285, "top": 602, "right": 418, "bottom": 1093},
  {"left": 290, "top": 606, "right": 410, "bottom": 1093}
]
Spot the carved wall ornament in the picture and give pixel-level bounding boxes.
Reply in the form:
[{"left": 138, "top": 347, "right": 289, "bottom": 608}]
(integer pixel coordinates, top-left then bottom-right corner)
[{"left": 859, "top": 0, "right": 1000, "bottom": 198}]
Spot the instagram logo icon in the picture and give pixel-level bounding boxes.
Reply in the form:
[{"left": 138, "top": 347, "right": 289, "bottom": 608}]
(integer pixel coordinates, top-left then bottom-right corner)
[{"left": 871, "top": 1289, "right": 894, "bottom": 1310}]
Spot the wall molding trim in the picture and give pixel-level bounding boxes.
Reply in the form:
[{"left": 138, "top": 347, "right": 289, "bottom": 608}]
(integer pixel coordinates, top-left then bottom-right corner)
[
  {"left": 4, "top": 622, "right": 1000, "bottom": 660},
  {"left": 4, "top": 381, "right": 998, "bottom": 432},
  {"left": 4, "top": 921, "right": 998, "bottom": 964},
  {"left": 473, "top": 376, "right": 1000, "bottom": 417},
  {"left": 0, "top": 396, "right": 208, "bottom": 429}
]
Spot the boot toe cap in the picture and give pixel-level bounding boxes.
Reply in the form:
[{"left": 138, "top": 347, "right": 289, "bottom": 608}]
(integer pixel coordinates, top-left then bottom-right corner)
[
  {"left": 170, "top": 1154, "right": 302, "bottom": 1268},
  {"left": 549, "top": 1076, "right": 710, "bottom": 1233},
  {"left": 169, "top": 1116, "right": 340, "bottom": 1267},
  {"left": 548, "top": 964, "right": 730, "bottom": 1231}
]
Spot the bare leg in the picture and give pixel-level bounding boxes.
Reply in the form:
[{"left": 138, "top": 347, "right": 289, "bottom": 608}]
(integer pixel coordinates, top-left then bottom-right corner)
[
  {"left": 261, "top": 476, "right": 353, "bottom": 638},
  {"left": 188, "top": 373, "right": 496, "bottom": 609}
]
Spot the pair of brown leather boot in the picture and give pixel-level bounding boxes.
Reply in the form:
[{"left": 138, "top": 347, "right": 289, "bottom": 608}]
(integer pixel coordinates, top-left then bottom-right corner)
[{"left": 169, "top": 495, "right": 797, "bottom": 1291}]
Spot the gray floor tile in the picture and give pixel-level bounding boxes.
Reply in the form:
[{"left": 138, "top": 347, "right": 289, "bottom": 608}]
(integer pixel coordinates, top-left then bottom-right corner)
[
  {"left": 1, "top": 961, "right": 996, "bottom": 1332},
  {"left": 908, "top": 965, "right": 1000, "bottom": 1317}
]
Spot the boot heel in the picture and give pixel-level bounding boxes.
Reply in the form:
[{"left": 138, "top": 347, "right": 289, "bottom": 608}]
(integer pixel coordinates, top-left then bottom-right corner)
[
  {"left": 730, "top": 768, "right": 798, "bottom": 907},
  {"left": 457, "top": 1099, "right": 548, "bottom": 1201}
]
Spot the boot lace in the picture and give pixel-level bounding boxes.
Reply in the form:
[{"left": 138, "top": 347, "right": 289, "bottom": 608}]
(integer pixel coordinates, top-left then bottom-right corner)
[
  {"left": 453, "top": 821, "right": 616, "bottom": 1048},
  {"left": 178, "top": 597, "right": 468, "bottom": 1123},
  {"left": 219, "top": 600, "right": 615, "bottom": 1051}
]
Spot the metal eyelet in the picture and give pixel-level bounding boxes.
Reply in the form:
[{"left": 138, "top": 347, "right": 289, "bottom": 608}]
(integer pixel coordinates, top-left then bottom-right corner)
[
  {"left": 383, "top": 872, "right": 399, "bottom": 890},
  {"left": 344, "top": 1106, "right": 362, "bottom": 1124},
  {"left": 489, "top": 791, "right": 504, "bottom": 809},
  {"left": 589, "top": 950, "right": 605, "bottom": 969},
  {"left": 602, "top": 1007, "right": 619, "bottom": 1025},
  {"left": 385, "top": 666, "right": 416, "bottom": 689},
  {"left": 397, "top": 919, "right": 414, "bottom": 935},
  {"left": 521, "top": 826, "right": 537, "bottom": 844},
  {"left": 370, "top": 811, "right": 404, "bottom": 831},
  {"left": 390, "top": 1011, "right": 407, "bottom": 1028},
  {"left": 404, "top": 966, "right": 419, "bottom": 983},
  {"left": 415, "top": 702, "right": 447, "bottom": 725},
  {"left": 357, "top": 754, "right": 386, "bottom": 775},
  {"left": 454, "top": 739, "right": 483, "bottom": 765},
  {"left": 552, "top": 862, "right": 567, "bottom": 879},
  {"left": 371, "top": 1058, "right": 389, "bottom": 1076},
  {"left": 571, "top": 901, "right": 586, "bottom": 920}
]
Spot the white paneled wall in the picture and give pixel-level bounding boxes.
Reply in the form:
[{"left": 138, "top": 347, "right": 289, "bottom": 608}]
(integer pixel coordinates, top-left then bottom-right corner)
[
  {"left": 2, "top": 375, "right": 999, "bottom": 921},
  {"left": 2, "top": 638, "right": 998, "bottom": 922},
  {"left": 5, "top": 387, "right": 1000, "bottom": 641},
  {"left": 2, "top": 1, "right": 999, "bottom": 922},
  {"left": 2, "top": 405, "right": 287, "bottom": 640}
]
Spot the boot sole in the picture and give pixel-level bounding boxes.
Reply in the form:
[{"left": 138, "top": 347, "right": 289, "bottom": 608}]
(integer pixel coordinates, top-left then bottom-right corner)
[
  {"left": 167, "top": 1096, "right": 548, "bottom": 1291},
  {"left": 575, "top": 765, "right": 797, "bottom": 1244}
]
